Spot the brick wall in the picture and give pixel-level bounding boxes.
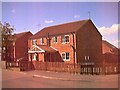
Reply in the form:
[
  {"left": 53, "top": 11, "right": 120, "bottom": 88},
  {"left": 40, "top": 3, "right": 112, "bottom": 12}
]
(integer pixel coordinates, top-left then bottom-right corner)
[
  {"left": 14, "top": 32, "right": 32, "bottom": 61},
  {"left": 51, "top": 33, "right": 76, "bottom": 63},
  {"left": 102, "top": 42, "right": 113, "bottom": 54},
  {"left": 29, "top": 33, "right": 77, "bottom": 63},
  {"left": 76, "top": 20, "right": 103, "bottom": 64}
]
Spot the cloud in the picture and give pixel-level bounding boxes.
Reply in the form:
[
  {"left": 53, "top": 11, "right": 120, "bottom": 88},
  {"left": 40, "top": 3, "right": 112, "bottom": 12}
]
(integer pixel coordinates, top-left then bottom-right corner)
[
  {"left": 97, "top": 24, "right": 119, "bottom": 36},
  {"left": 97, "top": 24, "right": 119, "bottom": 48},
  {"left": 11, "top": 9, "right": 16, "bottom": 13},
  {"left": 74, "top": 15, "right": 80, "bottom": 18},
  {"left": 44, "top": 20, "right": 54, "bottom": 24},
  {"left": 112, "top": 39, "right": 120, "bottom": 48}
]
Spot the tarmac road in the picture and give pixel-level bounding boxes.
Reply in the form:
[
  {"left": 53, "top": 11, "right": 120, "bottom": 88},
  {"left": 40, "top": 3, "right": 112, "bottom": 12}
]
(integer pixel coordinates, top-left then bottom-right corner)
[{"left": 1, "top": 69, "right": 119, "bottom": 88}]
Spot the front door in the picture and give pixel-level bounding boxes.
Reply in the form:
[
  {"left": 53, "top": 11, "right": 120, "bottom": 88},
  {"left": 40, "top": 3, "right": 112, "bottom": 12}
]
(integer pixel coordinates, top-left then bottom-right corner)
[{"left": 33, "top": 53, "right": 39, "bottom": 61}]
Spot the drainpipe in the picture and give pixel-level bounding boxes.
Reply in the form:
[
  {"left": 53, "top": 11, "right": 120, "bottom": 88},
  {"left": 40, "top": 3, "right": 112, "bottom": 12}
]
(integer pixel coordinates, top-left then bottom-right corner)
[
  {"left": 46, "top": 33, "right": 51, "bottom": 47},
  {"left": 46, "top": 33, "right": 51, "bottom": 64},
  {"left": 71, "top": 32, "right": 76, "bottom": 68}
]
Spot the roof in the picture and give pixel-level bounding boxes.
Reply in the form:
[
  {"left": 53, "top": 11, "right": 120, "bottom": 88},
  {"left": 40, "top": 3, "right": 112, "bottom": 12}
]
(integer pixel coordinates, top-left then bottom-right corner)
[
  {"left": 30, "top": 19, "right": 91, "bottom": 39},
  {"left": 102, "top": 40, "right": 118, "bottom": 54},
  {"left": 102, "top": 40, "right": 117, "bottom": 49},
  {"left": 39, "top": 45, "right": 57, "bottom": 52},
  {"left": 28, "top": 45, "right": 57, "bottom": 53},
  {"left": 14, "top": 31, "right": 32, "bottom": 39}
]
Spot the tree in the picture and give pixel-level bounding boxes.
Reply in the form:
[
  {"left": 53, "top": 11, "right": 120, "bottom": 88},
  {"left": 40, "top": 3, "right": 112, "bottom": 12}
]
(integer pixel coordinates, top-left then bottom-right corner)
[
  {"left": 0, "top": 22, "right": 2, "bottom": 60},
  {"left": 1, "top": 22, "right": 15, "bottom": 63}
]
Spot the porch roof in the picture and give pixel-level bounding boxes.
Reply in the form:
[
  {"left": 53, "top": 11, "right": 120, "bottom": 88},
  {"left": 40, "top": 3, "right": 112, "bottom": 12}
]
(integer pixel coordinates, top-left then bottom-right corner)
[
  {"left": 38, "top": 45, "right": 57, "bottom": 52},
  {"left": 28, "top": 45, "right": 57, "bottom": 53}
]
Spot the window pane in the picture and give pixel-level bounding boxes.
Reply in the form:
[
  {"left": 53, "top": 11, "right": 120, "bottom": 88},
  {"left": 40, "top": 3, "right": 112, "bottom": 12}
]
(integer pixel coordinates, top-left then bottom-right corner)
[
  {"left": 66, "top": 36, "right": 69, "bottom": 42},
  {"left": 62, "top": 37, "right": 65, "bottom": 43},
  {"left": 53, "top": 37, "right": 55, "bottom": 42},
  {"left": 66, "top": 52, "right": 69, "bottom": 59},
  {"left": 40, "top": 38, "right": 44, "bottom": 44},
  {"left": 53, "top": 36, "right": 57, "bottom": 43},
  {"left": 32, "top": 40, "right": 37, "bottom": 45},
  {"left": 62, "top": 35, "right": 69, "bottom": 43},
  {"left": 53, "top": 37, "right": 54, "bottom": 42},
  {"left": 88, "top": 56, "right": 90, "bottom": 60},
  {"left": 62, "top": 53, "right": 65, "bottom": 59},
  {"left": 55, "top": 37, "right": 57, "bottom": 42},
  {"left": 85, "top": 56, "right": 87, "bottom": 60}
]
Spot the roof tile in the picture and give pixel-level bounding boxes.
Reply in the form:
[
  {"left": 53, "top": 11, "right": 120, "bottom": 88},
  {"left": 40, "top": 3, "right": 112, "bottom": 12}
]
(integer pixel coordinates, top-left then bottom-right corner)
[{"left": 30, "top": 19, "right": 90, "bottom": 39}]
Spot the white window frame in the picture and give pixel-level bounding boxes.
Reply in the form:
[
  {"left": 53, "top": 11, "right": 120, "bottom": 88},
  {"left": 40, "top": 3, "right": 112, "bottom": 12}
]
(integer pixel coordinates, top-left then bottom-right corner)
[
  {"left": 84, "top": 56, "right": 90, "bottom": 61},
  {"left": 52, "top": 36, "right": 58, "bottom": 43},
  {"left": 61, "top": 52, "right": 70, "bottom": 61},
  {"left": 88, "top": 56, "right": 90, "bottom": 60},
  {"left": 114, "top": 67, "right": 117, "bottom": 72},
  {"left": 32, "top": 39, "right": 37, "bottom": 45},
  {"left": 62, "top": 35, "right": 70, "bottom": 44},
  {"left": 85, "top": 56, "right": 87, "bottom": 61},
  {"left": 40, "top": 38, "right": 44, "bottom": 45},
  {"left": 61, "top": 53, "right": 66, "bottom": 60}
]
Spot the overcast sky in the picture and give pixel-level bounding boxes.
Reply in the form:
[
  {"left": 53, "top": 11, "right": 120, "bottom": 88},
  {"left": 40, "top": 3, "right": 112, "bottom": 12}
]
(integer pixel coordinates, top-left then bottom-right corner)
[{"left": 1, "top": 2, "right": 119, "bottom": 48}]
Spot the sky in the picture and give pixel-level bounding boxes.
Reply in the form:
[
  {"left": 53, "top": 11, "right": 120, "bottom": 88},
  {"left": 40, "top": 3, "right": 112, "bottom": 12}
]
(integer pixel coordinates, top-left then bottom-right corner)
[{"left": 1, "top": 2, "right": 119, "bottom": 48}]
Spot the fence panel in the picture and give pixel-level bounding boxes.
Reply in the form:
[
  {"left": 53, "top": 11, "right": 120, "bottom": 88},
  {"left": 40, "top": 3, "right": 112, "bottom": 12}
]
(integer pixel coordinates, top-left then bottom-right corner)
[{"left": 31, "top": 61, "right": 81, "bottom": 73}]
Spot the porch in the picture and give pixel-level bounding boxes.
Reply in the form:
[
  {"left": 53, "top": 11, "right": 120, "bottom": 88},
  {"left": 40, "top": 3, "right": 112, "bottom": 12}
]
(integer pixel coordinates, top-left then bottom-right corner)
[{"left": 28, "top": 45, "right": 63, "bottom": 62}]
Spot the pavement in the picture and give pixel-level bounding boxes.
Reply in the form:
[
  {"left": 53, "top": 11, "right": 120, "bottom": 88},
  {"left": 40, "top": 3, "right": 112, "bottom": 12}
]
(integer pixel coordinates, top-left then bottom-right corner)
[
  {"left": 8, "top": 68, "right": 83, "bottom": 81},
  {"left": 5, "top": 68, "right": 93, "bottom": 81},
  {"left": 6, "top": 67, "right": 119, "bottom": 82}
]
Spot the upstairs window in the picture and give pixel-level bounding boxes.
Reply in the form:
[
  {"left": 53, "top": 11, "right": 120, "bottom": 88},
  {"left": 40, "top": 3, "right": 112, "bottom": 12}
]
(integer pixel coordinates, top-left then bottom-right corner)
[
  {"left": 85, "top": 56, "right": 87, "bottom": 61},
  {"left": 52, "top": 36, "right": 58, "bottom": 43},
  {"left": 32, "top": 39, "right": 37, "bottom": 45},
  {"left": 62, "top": 52, "right": 70, "bottom": 61},
  {"left": 84, "top": 56, "right": 90, "bottom": 61},
  {"left": 40, "top": 38, "right": 44, "bottom": 45},
  {"left": 62, "top": 35, "right": 70, "bottom": 43}
]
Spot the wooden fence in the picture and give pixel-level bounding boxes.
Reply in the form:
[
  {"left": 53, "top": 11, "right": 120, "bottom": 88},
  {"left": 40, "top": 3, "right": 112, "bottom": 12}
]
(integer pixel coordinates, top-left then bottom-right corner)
[
  {"left": 19, "top": 61, "right": 81, "bottom": 73},
  {"left": 6, "top": 61, "right": 19, "bottom": 67},
  {"left": 6, "top": 61, "right": 119, "bottom": 75}
]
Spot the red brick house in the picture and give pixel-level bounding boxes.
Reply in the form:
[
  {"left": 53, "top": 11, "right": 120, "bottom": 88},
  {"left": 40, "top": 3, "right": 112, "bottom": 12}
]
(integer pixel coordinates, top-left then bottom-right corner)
[
  {"left": 28, "top": 19, "right": 103, "bottom": 74},
  {"left": 102, "top": 40, "right": 119, "bottom": 74},
  {"left": 13, "top": 31, "right": 33, "bottom": 62}
]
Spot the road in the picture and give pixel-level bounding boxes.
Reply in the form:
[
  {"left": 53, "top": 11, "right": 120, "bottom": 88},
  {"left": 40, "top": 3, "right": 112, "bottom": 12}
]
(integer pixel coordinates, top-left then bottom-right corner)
[{"left": 2, "top": 69, "right": 119, "bottom": 88}]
